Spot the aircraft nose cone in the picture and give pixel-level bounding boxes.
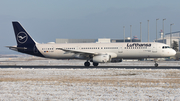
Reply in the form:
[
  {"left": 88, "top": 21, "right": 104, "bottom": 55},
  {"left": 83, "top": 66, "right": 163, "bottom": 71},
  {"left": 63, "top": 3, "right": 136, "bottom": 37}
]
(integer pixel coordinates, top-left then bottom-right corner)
[{"left": 171, "top": 50, "right": 176, "bottom": 56}]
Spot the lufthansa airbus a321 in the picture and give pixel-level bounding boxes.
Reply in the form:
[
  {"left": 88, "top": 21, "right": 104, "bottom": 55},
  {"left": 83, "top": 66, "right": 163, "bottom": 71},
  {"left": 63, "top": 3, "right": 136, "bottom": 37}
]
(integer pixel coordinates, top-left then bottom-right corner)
[{"left": 7, "top": 21, "right": 176, "bottom": 67}]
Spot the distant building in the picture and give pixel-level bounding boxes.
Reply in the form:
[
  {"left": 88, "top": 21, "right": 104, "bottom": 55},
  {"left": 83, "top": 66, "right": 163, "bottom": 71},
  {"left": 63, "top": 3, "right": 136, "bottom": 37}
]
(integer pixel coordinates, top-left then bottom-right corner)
[
  {"left": 155, "top": 31, "right": 180, "bottom": 50},
  {"left": 56, "top": 39, "right": 97, "bottom": 43},
  {"left": 112, "top": 36, "right": 141, "bottom": 42},
  {"left": 96, "top": 38, "right": 111, "bottom": 43},
  {"left": 111, "top": 39, "right": 140, "bottom": 43},
  {"left": 56, "top": 36, "right": 141, "bottom": 43}
]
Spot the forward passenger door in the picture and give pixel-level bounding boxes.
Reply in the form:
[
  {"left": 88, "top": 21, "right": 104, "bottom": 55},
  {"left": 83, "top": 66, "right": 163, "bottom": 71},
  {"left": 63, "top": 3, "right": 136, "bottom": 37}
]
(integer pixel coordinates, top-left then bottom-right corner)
[
  {"left": 118, "top": 46, "right": 123, "bottom": 53},
  {"left": 152, "top": 44, "right": 157, "bottom": 53}
]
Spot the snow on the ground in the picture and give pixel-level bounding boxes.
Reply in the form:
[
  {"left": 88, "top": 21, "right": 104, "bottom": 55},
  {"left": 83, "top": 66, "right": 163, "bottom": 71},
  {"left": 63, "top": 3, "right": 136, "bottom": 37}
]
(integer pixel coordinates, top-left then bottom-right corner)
[
  {"left": 1, "top": 57, "right": 180, "bottom": 66},
  {"left": 0, "top": 68, "right": 180, "bottom": 100}
]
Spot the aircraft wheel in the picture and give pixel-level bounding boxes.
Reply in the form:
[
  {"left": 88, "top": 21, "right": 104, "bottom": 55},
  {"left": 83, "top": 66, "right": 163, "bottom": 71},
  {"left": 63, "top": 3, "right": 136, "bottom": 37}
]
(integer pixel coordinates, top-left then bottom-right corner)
[
  {"left": 93, "top": 62, "right": 99, "bottom": 66},
  {"left": 155, "top": 63, "right": 158, "bottom": 67},
  {"left": 84, "top": 61, "right": 90, "bottom": 67}
]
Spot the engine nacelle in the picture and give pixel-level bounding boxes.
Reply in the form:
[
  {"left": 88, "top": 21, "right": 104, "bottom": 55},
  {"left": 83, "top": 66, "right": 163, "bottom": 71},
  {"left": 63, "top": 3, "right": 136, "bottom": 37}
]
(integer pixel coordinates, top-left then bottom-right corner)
[
  {"left": 111, "top": 58, "right": 122, "bottom": 63},
  {"left": 93, "top": 55, "right": 111, "bottom": 63}
]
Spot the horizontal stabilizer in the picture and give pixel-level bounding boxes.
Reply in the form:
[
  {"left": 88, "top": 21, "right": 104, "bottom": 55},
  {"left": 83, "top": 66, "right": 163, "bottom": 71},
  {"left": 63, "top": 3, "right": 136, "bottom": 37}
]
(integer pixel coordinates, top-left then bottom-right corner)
[{"left": 6, "top": 46, "right": 27, "bottom": 51}]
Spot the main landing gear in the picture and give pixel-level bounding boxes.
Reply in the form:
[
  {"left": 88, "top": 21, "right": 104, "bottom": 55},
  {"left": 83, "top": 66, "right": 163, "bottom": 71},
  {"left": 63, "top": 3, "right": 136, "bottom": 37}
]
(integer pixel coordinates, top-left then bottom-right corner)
[
  {"left": 84, "top": 60, "right": 99, "bottom": 67},
  {"left": 93, "top": 62, "right": 99, "bottom": 66},
  {"left": 84, "top": 61, "right": 90, "bottom": 67}
]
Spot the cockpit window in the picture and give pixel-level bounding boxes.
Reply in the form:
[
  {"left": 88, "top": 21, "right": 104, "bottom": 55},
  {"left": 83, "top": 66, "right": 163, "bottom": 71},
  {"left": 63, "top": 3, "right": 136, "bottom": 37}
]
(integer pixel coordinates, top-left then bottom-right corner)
[{"left": 162, "top": 46, "right": 170, "bottom": 49}]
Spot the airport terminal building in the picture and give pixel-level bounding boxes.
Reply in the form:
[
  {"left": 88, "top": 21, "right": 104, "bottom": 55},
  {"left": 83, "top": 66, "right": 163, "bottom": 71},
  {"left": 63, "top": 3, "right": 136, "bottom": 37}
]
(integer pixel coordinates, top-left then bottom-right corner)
[
  {"left": 56, "top": 39, "right": 97, "bottom": 43},
  {"left": 56, "top": 36, "right": 141, "bottom": 43}
]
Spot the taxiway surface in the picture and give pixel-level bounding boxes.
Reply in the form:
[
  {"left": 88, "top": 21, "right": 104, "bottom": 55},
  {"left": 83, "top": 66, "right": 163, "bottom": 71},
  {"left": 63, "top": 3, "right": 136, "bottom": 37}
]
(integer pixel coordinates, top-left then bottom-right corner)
[{"left": 0, "top": 65, "right": 180, "bottom": 69}]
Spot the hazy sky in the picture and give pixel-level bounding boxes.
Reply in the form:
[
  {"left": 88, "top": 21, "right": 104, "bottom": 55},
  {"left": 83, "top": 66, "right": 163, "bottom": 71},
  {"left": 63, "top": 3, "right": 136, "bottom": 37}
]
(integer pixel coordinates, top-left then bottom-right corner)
[{"left": 1, "top": 0, "right": 180, "bottom": 54}]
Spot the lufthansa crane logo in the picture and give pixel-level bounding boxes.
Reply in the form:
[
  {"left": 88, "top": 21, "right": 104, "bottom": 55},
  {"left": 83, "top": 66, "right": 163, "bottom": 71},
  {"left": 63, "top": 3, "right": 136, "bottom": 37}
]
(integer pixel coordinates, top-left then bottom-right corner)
[{"left": 17, "top": 32, "right": 28, "bottom": 44}]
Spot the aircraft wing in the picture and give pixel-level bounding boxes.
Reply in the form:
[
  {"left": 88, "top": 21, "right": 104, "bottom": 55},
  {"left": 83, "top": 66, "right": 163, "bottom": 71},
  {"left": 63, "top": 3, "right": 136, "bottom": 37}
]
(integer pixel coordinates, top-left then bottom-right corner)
[
  {"left": 58, "top": 48, "right": 117, "bottom": 58},
  {"left": 58, "top": 48, "right": 99, "bottom": 55}
]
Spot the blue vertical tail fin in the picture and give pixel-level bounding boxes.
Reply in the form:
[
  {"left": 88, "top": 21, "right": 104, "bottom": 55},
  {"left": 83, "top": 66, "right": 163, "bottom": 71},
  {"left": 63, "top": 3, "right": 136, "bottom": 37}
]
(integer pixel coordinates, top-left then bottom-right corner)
[
  {"left": 12, "top": 21, "right": 36, "bottom": 47},
  {"left": 11, "top": 21, "right": 44, "bottom": 57}
]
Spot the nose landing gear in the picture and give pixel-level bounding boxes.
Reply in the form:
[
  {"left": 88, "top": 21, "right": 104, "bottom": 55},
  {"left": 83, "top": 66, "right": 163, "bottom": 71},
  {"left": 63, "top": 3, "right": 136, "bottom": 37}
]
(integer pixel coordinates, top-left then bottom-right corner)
[
  {"left": 155, "top": 62, "right": 158, "bottom": 67},
  {"left": 154, "top": 58, "right": 158, "bottom": 67}
]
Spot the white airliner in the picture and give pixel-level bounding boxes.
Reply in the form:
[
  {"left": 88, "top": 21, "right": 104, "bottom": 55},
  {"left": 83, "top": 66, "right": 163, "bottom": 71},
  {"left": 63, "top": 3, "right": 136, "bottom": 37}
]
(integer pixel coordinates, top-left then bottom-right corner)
[{"left": 7, "top": 21, "right": 176, "bottom": 67}]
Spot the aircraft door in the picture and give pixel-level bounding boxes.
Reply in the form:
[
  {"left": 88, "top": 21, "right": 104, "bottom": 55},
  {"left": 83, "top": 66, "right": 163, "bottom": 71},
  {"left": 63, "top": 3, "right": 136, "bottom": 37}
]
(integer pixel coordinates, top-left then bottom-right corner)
[
  {"left": 152, "top": 44, "right": 157, "bottom": 53},
  {"left": 33, "top": 45, "right": 38, "bottom": 54},
  {"left": 118, "top": 46, "right": 123, "bottom": 53},
  {"left": 76, "top": 46, "right": 81, "bottom": 50}
]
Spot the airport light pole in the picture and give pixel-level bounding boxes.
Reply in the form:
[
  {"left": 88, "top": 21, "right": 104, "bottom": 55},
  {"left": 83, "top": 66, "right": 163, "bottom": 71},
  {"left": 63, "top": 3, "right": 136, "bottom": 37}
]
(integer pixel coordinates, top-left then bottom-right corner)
[
  {"left": 123, "top": 26, "right": 125, "bottom": 42},
  {"left": 140, "top": 22, "right": 142, "bottom": 42},
  {"left": 147, "top": 20, "right": 149, "bottom": 42},
  {"left": 163, "top": 19, "right": 166, "bottom": 43},
  {"left": 130, "top": 25, "right": 132, "bottom": 42},
  {"left": 156, "top": 18, "right": 159, "bottom": 41},
  {"left": 170, "top": 23, "right": 174, "bottom": 47}
]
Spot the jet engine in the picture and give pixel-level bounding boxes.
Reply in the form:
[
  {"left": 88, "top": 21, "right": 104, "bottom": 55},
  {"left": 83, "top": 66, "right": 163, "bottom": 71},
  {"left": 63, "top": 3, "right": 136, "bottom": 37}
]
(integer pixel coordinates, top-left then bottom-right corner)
[{"left": 92, "top": 55, "right": 111, "bottom": 63}]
